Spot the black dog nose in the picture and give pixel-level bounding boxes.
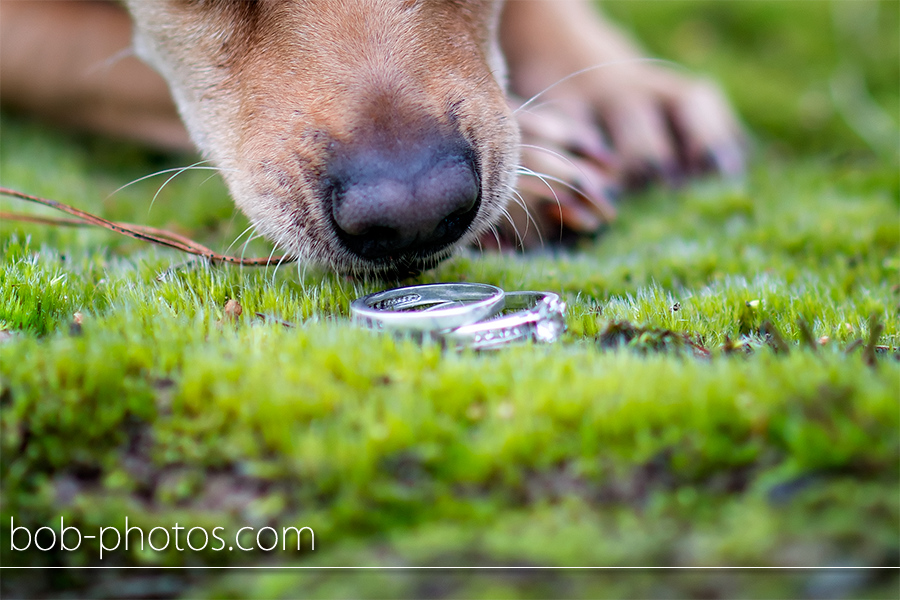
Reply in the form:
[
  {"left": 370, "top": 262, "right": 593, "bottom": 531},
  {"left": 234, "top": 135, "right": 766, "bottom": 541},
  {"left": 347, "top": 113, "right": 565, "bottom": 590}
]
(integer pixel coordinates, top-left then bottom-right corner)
[{"left": 328, "top": 135, "right": 480, "bottom": 261}]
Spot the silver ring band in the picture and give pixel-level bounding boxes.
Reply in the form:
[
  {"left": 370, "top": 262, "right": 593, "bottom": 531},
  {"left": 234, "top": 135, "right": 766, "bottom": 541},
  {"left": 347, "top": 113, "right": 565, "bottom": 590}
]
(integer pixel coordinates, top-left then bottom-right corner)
[
  {"left": 442, "top": 291, "right": 567, "bottom": 350},
  {"left": 350, "top": 282, "right": 505, "bottom": 332}
]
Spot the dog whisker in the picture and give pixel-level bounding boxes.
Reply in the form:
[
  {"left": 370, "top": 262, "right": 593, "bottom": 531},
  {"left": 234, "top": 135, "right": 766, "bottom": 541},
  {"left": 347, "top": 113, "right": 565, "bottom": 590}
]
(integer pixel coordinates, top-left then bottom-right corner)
[
  {"left": 518, "top": 166, "right": 598, "bottom": 207},
  {"left": 298, "top": 259, "right": 310, "bottom": 285},
  {"left": 472, "top": 231, "right": 485, "bottom": 255},
  {"left": 86, "top": 46, "right": 136, "bottom": 75},
  {"left": 270, "top": 243, "right": 291, "bottom": 284},
  {"left": 236, "top": 228, "right": 259, "bottom": 277},
  {"left": 241, "top": 231, "right": 266, "bottom": 265},
  {"left": 515, "top": 165, "right": 566, "bottom": 241},
  {"left": 496, "top": 204, "right": 526, "bottom": 250},
  {"left": 147, "top": 163, "right": 231, "bottom": 215},
  {"left": 507, "top": 185, "right": 539, "bottom": 244},
  {"left": 520, "top": 143, "right": 583, "bottom": 174},
  {"left": 109, "top": 160, "right": 230, "bottom": 197},
  {"left": 511, "top": 98, "right": 567, "bottom": 118},
  {"left": 263, "top": 240, "right": 281, "bottom": 284},
  {"left": 519, "top": 141, "right": 614, "bottom": 213},
  {"left": 198, "top": 172, "right": 227, "bottom": 189},
  {"left": 487, "top": 223, "right": 503, "bottom": 252},
  {"left": 226, "top": 223, "right": 258, "bottom": 257},
  {"left": 514, "top": 57, "right": 674, "bottom": 115},
  {"left": 502, "top": 182, "right": 544, "bottom": 249}
]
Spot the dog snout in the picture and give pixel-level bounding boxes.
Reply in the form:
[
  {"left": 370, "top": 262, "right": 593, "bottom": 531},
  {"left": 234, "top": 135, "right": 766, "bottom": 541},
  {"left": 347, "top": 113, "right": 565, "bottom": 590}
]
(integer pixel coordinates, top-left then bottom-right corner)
[{"left": 328, "top": 134, "right": 480, "bottom": 261}]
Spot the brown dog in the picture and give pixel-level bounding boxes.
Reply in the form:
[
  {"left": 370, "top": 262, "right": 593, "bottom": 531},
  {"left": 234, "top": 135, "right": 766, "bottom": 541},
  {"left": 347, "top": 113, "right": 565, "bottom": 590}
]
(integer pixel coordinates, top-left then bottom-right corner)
[{"left": 0, "top": 1, "right": 743, "bottom": 276}]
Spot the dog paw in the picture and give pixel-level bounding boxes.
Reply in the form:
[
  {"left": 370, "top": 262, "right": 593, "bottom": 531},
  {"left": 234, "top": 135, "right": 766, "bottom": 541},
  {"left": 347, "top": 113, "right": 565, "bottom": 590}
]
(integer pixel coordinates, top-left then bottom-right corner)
[
  {"left": 566, "top": 65, "right": 746, "bottom": 188},
  {"left": 481, "top": 100, "right": 620, "bottom": 251},
  {"left": 482, "top": 68, "right": 744, "bottom": 251}
]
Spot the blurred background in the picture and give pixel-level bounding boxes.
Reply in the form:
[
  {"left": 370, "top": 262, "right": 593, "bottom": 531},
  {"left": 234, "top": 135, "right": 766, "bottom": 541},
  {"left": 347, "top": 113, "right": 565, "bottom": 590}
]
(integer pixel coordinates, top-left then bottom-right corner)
[{"left": 606, "top": 0, "right": 898, "bottom": 162}]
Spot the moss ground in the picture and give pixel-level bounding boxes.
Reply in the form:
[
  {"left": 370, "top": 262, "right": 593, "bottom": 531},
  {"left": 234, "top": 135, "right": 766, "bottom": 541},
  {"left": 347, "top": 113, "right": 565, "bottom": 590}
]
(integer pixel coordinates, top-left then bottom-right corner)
[{"left": 1, "top": 1, "right": 898, "bottom": 598}]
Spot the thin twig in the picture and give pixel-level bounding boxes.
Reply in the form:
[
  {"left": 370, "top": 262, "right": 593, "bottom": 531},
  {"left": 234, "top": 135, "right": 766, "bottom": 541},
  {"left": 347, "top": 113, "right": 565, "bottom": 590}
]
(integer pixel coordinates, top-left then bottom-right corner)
[{"left": 0, "top": 186, "right": 296, "bottom": 267}]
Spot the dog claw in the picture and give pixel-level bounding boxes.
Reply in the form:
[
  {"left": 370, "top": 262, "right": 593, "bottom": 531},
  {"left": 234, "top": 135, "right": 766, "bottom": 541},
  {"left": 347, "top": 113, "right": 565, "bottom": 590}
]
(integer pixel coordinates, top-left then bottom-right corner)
[
  {"left": 707, "top": 142, "right": 745, "bottom": 178},
  {"left": 623, "top": 158, "right": 679, "bottom": 189},
  {"left": 551, "top": 197, "right": 604, "bottom": 232}
]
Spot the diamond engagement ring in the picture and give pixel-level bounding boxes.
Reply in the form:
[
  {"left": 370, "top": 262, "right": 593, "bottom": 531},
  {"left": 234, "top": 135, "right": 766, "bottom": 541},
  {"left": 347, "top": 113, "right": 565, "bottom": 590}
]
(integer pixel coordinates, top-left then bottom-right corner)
[
  {"left": 350, "top": 282, "right": 505, "bottom": 332},
  {"left": 442, "top": 291, "right": 567, "bottom": 350}
]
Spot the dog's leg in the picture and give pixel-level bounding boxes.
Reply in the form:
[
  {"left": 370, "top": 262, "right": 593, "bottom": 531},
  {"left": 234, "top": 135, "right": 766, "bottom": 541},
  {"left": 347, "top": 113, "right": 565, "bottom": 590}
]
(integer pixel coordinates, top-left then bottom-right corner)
[
  {"left": 498, "top": 0, "right": 744, "bottom": 246},
  {"left": 0, "top": 1, "right": 190, "bottom": 150}
]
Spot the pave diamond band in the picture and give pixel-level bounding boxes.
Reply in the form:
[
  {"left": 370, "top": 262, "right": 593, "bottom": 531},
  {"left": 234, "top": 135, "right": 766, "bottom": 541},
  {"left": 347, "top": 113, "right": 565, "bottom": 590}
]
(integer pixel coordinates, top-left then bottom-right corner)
[{"left": 443, "top": 291, "right": 567, "bottom": 350}]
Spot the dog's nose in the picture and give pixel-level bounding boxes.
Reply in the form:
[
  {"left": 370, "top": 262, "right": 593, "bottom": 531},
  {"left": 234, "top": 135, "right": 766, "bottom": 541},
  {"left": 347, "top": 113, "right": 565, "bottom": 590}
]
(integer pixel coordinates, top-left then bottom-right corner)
[{"left": 328, "top": 137, "right": 480, "bottom": 261}]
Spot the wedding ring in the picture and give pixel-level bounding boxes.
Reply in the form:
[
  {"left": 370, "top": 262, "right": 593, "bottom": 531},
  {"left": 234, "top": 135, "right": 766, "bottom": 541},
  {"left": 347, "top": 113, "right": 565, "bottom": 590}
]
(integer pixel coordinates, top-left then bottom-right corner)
[
  {"left": 351, "top": 284, "right": 566, "bottom": 350},
  {"left": 350, "top": 282, "right": 505, "bottom": 332},
  {"left": 442, "top": 291, "right": 567, "bottom": 350}
]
